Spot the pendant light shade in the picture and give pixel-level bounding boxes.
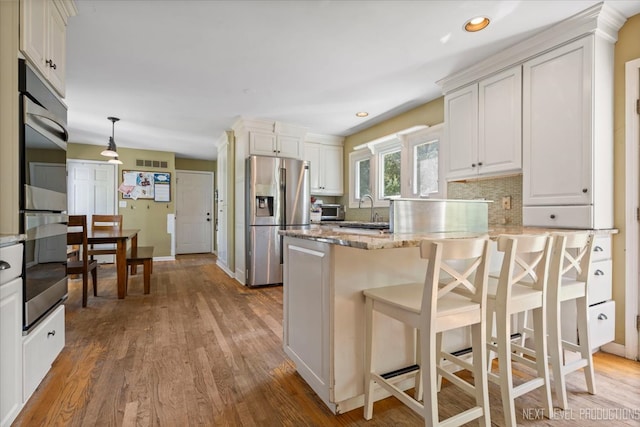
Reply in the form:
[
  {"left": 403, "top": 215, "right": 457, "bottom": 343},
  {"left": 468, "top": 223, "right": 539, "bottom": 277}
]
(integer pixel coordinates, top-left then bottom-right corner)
[
  {"left": 101, "top": 117, "right": 120, "bottom": 157},
  {"left": 108, "top": 156, "right": 123, "bottom": 165}
]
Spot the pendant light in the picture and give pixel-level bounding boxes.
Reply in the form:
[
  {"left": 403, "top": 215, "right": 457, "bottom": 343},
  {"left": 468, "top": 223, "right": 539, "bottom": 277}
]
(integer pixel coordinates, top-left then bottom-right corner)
[
  {"left": 108, "top": 156, "right": 123, "bottom": 165},
  {"left": 101, "top": 116, "right": 120, "bottom": 157}
]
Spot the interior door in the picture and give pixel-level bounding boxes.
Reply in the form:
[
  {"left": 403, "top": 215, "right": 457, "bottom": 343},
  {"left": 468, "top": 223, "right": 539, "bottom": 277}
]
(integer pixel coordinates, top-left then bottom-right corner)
[
  {"left": 176, "top": 171, "right": 213, "bottom": 254},
  {"left": 66, "top": 160, "right": 117, "bottom": 262}
]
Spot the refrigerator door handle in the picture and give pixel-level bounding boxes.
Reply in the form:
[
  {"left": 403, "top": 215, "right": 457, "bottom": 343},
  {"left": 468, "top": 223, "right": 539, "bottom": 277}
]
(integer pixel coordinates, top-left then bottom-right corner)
[{"left": 280, "top": 167, "right": 286, "bottom": 227}]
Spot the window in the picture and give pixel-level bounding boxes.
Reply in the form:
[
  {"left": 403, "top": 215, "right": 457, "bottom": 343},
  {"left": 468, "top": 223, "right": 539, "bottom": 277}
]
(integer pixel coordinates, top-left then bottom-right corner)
[
  {"left": 406, "top": 125, "right": 444, "bottom": 199},
  {"left": 379, "top": 147, "right": 401, "bottom": 200},
  {"left": 349, "top": 124, "right": 445, "bottom": 208},
  {"left": 356, "top": 157, "right": 371, "bottom": 199},
  {"left": 413, "top": 139, "right": 439, "bottom": 196}
]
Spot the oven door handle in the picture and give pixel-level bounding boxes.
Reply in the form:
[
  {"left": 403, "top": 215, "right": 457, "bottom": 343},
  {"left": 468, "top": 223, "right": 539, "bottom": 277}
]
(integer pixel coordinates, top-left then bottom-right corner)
[{"left": 24, "top": 97, "right": 69, "bottom": 142}]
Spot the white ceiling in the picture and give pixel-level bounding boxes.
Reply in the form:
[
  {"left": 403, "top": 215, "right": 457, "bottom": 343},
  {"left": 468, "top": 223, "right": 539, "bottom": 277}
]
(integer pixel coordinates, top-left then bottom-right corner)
[{"left": 66, "top": 0, "right": 640, "bottom": 161}]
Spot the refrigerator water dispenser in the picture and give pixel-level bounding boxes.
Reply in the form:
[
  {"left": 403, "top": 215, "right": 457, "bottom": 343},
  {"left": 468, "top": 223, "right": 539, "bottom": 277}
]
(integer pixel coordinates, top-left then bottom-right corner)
[{"left": 255, "top": 196, "right": 274, "bottom": 217}]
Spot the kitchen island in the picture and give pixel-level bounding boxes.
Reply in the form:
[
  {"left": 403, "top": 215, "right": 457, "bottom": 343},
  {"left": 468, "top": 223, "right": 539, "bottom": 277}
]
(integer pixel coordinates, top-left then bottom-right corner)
[{"left": 280, "top": 224, "right": 616, "bottom": 414}]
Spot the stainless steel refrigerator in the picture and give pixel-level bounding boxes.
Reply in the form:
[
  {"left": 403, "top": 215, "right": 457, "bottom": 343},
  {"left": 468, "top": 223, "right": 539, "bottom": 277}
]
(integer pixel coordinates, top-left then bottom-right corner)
[{"left": 246, "top": 155, "right": 310, "bottom": 286}]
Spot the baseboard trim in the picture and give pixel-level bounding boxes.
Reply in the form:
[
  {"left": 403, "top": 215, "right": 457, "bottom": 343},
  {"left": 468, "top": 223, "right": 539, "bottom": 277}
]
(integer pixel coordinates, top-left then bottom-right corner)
[
  {"left": 152, "top": 256, "right": 175, "bottom": 262},
  {"left": 601, "top": 341, "right": 626, "bottom": 358}
]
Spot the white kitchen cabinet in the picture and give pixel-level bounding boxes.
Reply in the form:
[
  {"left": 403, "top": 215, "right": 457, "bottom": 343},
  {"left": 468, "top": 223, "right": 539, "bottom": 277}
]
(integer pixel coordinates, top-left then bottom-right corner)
[
  {"left": 523, "top": 35, "right": 613, "bottom": 229},
  {"left": 249, "top": 131, "right": 302, "bottom": 159},
  {"left": 0, "top": 243, "right": 23, "bottom": 427},
  {"left": 560, "top": 234, "right": 615, "bottom": 351},
  {"left": 304, "top": 140, "right": 343, "bottom": 196},
  {"left": 444, "top": 66, "right": 521, "bottom": 180},
  {"left": 20, "top": 0, "right": 77, "bottom": 97},
  {"left": 23, "top": 304, "right": 65, "bottom": 402}
]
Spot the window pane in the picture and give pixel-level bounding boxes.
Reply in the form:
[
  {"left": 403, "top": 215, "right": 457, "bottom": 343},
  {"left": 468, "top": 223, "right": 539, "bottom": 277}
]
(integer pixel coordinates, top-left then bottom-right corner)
[
  {"left": 356, "top": 158, "right": 370, "bottom": 199},
  {"left": 414, "top": 140, "right": 438, "bottom": 196},
  {"left": 381, "top": 150, "right": 401, "bottom": 198}
]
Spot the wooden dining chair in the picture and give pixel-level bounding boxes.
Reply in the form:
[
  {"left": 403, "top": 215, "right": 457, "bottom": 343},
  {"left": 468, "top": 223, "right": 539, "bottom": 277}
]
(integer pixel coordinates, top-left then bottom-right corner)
[
  {"left": 67, "top": 215, "right": 98, "bottom": 307},
  {"left": 363, "top": 237, "right": 491, "bottom": 426},
  {"left": 88, "top": 214, "right": 123, "bottom": 261}
]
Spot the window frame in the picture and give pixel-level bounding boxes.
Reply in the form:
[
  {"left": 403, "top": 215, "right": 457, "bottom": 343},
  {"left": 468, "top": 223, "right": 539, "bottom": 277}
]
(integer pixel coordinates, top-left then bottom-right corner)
[
  {"left": 348, "top": 149, "right": 375, "bottom": 208},
  {"left": 404, "top": 124, "right": 445, "bottom": 199}
]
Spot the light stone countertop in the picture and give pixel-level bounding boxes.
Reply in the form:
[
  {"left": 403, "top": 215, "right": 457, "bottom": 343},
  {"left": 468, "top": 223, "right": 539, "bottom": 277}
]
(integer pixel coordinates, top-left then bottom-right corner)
[
  {"left": 0, "top": 234, "right": 26, "bottom": 248},
  {"left": 279, "top": 225, "right": 617, "bottom": 250}
]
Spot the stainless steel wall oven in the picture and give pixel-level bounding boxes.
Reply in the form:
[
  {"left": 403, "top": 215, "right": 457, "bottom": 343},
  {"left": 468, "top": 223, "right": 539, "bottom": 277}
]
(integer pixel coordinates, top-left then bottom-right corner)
[{"left": 19, "top": 59, "right": 69, "bottom": 333}]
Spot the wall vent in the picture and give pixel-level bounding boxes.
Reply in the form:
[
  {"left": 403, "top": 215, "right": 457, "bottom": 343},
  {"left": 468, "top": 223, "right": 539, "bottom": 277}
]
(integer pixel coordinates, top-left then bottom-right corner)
[{"left": 135, "top": 159, "right": 169, "bottom": 169}]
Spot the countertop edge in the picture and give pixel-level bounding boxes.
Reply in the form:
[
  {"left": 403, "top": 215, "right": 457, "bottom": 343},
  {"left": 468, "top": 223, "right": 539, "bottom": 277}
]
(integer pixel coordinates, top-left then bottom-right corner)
[
  {"left": 0, "top": 234, "right": 26, "bottom": 248},
  {"left": 280, "top": 226, "right": 618, "bottom": 250}
]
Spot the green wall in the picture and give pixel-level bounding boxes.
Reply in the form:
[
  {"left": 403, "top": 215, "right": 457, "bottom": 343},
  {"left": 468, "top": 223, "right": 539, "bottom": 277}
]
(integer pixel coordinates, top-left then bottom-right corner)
[
  {"left": 176, "top": 158, "right": 216, "bottom": 172},
  {"left": 612, "top": 14, "right": 640, "bottom": 344}
]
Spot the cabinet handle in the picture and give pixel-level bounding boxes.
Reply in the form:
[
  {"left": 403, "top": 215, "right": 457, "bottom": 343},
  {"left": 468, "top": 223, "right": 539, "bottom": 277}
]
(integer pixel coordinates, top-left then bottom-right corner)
[
  {"left": 47, "top": 330, "right": 56, "bottom": 338},
  {"left": 0, "top": 261, "right": 10, "bottom": 270},
  {"left": 550, "top": 214, "right": 556, "bottom": 219},
  {"left": 597, "top": 313, "right": 608, "bottom": 320},
  {"left": 594, "top": 246, "right": 604, "bottom": 252},
  {"left": 46, "top": 59, "right": 52, "bottom": 66},
  {"left": 478, "top": 162, "right": 483, "bottom": 166},
  {"left": 582, "top": 188, "right": 588, "bottom": 193},
  {"left": 594, "top": 269, "right": 605, "bottom": 276},
  {"left": 471, "top": 163, "right": 476, "bottom": 168}
]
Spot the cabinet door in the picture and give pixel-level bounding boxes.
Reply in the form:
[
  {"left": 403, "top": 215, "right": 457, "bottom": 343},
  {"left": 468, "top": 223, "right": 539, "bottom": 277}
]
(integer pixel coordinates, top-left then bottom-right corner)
[
  {"left": 249, "top": 132, "right": 277, "bottom": 156},
  {"left": 0, "top": 278, "right": 22, "bottom": 427},
  {"left": 277, "top": 134, "right": 302, "bottom": 159},
  {"left": 20, "top": 0, "right": 49, "bottom": 78},
  {"left": 478, "top": 66, "right": 522, "bottom": 176},
  {"left": 444, "top": 85, "right": 478, "bottom": 180},
  {"left": 304, "top": 142, "right": 322, "bottom": 193},
  {"left": 523, "top": 37, "right": 592, "bottom": 205},
  {"left": 48, "top": 2, "right": 67, "bottom": 96},
  {"left": 322, "top": 145, "right": 343, "bottom": 195}
]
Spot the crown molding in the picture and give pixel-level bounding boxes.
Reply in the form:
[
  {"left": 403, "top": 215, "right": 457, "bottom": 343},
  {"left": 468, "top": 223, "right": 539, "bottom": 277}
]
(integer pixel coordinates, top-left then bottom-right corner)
[
  {"left": 305, "top": 132, "right": 344, "bottom": 145},
  {"left": 437, "top": 3, "right": 627, "bottom": 94}
]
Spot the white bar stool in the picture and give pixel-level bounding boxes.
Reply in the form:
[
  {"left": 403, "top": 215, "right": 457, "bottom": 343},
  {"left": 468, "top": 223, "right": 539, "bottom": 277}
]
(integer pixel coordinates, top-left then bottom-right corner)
[
  {"left": 363, "top": 237, "right": 491, "bottom": 427},
  {"left": 546, "top": 231, "right": 596, "bottom": 409},
  {"left": 485, "top": 234, "right": 553, "bottom": 427}
]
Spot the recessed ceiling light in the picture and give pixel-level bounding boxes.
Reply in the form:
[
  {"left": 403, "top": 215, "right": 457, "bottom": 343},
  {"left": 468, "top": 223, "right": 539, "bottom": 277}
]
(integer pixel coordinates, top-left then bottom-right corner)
[
  {"left": 464, "top": 16, "right": 490, "bottom": 32},
  {"left": 356, "top": 112, "right": 369, "bottom": 117}
]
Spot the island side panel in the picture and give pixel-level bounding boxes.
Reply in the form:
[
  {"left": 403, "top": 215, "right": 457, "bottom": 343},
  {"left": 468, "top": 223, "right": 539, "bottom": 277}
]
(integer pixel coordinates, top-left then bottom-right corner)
[
  {"left": 332, "top": 245, "right": 425, "bottom": 406},
  {"left": 282, "top": 237, "right": 334, "bottom": 411}
]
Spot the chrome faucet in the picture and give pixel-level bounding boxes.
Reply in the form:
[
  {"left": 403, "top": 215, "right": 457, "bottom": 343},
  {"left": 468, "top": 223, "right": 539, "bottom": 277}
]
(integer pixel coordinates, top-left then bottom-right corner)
[{"left": 359, "top": 194, "right": 374, "bottom": 222}]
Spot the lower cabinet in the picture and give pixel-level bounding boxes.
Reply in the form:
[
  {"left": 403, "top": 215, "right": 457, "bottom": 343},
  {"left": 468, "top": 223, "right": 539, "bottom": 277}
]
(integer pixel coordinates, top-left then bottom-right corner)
[
  {"left": 1, "top": 243, "right": 23, "bottom": 427},
  {"left": 1, "top": 277, "right": 22, "bottom": 427},
  {"left": 560, "top": 234, "right": 615, "bottom": 351},
  {"left": 22, "top": 305, "right": 65, "bottom": 402}
]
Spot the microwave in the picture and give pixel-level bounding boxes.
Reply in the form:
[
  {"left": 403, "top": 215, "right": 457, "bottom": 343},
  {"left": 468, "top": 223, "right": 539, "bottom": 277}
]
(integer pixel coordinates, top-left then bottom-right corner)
[{"left": 319, "top": 204, "right": 345, "bottom": 221}]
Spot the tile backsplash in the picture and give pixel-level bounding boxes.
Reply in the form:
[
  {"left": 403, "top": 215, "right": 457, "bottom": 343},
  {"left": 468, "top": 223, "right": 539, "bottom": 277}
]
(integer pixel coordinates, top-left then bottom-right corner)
[{"left": 447, "top": 174, "right": 523, "bottom": 226}]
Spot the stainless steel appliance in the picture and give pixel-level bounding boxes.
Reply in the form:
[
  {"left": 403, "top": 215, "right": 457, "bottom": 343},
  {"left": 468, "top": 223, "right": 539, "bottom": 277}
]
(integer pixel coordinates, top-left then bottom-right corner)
[
  {"left": 319, "top": 203, "right": 345, "bottom": 221},
  {"left": 19, "top": 59, "right": 69, "bottom": 333},
  {"left": 245, "top": 155, "right": 310, "bottom": 287}
]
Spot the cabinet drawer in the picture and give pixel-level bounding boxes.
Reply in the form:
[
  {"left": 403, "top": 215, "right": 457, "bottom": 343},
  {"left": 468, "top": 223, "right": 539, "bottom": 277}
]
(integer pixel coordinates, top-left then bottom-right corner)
[
  {"left": 523, "top": 205, "right": 592, "bottom": 228},
  {"left": 589, "top": 259, "right": 612, "bottom": 305},
  {"left": 0, "top": 243, "right": 23, "bottom": 285},
  {"left": 591, "top": 235, "right": 611, "bottom": 262},
  {"left": 589, "top": 301, "right": 615, "bottom": 349},
  {"left": 23, "top": 305, "right": 65, "bottom": 401}
]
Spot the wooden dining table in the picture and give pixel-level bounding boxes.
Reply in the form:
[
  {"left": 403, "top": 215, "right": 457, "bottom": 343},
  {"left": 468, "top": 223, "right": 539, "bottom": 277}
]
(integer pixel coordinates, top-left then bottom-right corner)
[{"left": 87, "top": 228, "right": 140, "bottom": 299}]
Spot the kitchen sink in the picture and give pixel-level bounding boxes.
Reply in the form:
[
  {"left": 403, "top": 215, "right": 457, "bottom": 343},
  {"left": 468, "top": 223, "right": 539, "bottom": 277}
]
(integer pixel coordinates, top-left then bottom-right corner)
[{"left": 338, "top": 222, "right": 390, "bottom": 230}]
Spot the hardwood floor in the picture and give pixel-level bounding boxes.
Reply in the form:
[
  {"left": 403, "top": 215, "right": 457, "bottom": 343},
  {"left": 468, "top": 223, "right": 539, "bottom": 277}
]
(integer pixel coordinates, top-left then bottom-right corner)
[{"left": 13, "top": 255, "right": 640, "bottom": 426}]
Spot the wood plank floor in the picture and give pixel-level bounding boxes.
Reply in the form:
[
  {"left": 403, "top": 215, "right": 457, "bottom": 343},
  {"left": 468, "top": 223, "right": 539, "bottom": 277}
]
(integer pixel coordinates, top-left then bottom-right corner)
[{"left": 13, "top": 255, "right": 640, "bottom": 426}]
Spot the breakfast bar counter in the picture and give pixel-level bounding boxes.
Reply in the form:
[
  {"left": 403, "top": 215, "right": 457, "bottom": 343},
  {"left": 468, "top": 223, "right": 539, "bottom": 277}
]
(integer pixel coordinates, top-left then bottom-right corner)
[{"left": 279, "top": 225, "right": 616, "bottom": 414}]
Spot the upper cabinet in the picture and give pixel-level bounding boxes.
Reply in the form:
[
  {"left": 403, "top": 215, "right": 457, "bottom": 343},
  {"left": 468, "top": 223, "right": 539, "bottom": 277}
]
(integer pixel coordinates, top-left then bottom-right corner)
[
  {"left": 304, "top": 134, "right": 344, "bottom": 196},
  {"left": 522, "top": 35, "right": 612, "bottom": 229},
  {"left": 249, "top": 131, "right": 303, "bottom": 159},
  {"left": 444, "top": 66, "right": 522, "bottom": 181},
  {"left": 439, "top": 3, "right": 625, "bottom": 230},
  {"left": 20, "top": 0, "right": 77, "bottom": 97}
]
